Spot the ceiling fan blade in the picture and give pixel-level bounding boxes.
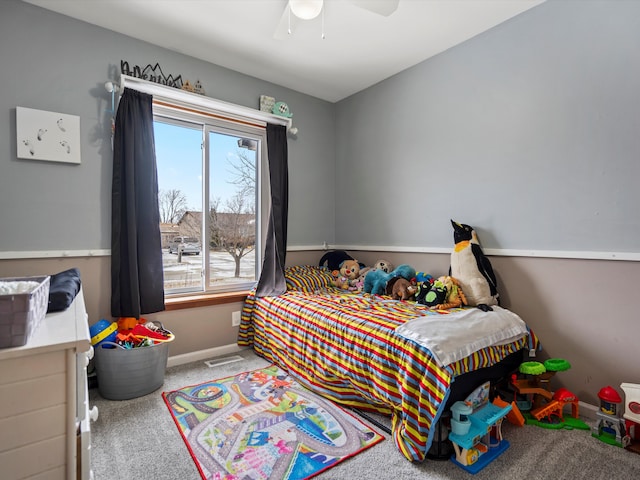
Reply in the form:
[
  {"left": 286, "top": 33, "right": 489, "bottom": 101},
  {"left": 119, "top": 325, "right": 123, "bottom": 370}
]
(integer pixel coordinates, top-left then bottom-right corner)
[
  {"left": 274, "top": 3, "right": 299, "bottom": 40},
  {"left": 348, "top": 0, "right": 399, "bottom": 16}
]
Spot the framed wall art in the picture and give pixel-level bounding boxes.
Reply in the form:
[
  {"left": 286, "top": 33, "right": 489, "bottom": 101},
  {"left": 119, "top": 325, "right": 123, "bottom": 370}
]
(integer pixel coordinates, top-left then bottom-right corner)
[{"left": 16, "top": 107, "right": 81, "bottom": 164}]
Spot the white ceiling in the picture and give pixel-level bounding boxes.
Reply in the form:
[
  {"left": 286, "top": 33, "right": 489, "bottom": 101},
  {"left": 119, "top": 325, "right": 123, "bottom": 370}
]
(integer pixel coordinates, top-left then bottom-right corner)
[{"left": 23, "top": 0, "right": 545, "bottom": 102}]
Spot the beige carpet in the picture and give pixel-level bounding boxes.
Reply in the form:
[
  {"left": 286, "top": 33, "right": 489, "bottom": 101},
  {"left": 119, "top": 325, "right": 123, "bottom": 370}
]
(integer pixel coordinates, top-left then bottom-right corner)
[{"left": 89, "top": 349, "right": 640, "bottom": 479}]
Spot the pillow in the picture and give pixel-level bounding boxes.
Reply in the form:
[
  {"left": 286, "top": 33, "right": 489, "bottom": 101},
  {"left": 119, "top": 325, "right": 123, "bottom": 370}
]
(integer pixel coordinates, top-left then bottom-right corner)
[
  {"left": 47, "top": 267, "right": 81, "bottom": 313},
  {"left": 284, "top": 265, "right": 335, "bottom": 292}
]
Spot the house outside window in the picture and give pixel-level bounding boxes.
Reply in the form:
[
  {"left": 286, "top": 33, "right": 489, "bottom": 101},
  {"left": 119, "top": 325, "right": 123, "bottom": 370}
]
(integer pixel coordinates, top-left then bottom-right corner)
[{"left": 154, "top": 104, "right": 266, "bottom": 296}]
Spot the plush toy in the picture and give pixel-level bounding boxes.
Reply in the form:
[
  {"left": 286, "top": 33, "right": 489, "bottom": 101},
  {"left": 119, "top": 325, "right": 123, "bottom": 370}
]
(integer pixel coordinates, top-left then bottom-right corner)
[
  {"left": 414, "top": 282, "right": 430, "bottom": 305},
  {"left": 331, "top": 273, "right": 351, "bottom": 290},
  {"left": 392, "top": 264, "right": 416, "bottom": 281},
  {"left": 433, "top": 275, "right": 468, "bottom": 310},
  {"left": 373, "top": 259, "right": 394, "bottom": 273},
  {"left": 340, "top": 259, "right": 360, "bottom": 281},
  {"left": 415, "top": 272, "right": 433, "bottom": 285},
  {"left": 319, "top": 250, "right": 355, "bottom": 272},
  {"left": 449, "top": 220, "right": 499, "bottom": 311},
  {"left": 415, "top": 279, "right": 448, "bottom": 307},
  {"left": 363, "top": 269, "right": 386, "bottom": 295},
  {"left": 351, "top": 266, "right": 372, "bottom": 293},
  {"left": 386, "top": 277, "right": 418, "bottom": 301},
  {"left": 332, "top": 259, "right": 361, "bottom": 290},
  {"left": 364, "top": 264, "right": 416, "bottom": 295}
]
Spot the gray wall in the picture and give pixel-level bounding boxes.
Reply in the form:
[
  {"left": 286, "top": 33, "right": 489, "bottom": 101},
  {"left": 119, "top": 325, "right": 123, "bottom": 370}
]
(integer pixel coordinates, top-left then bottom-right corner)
[
  {"left": 2, "top": 0, "right": 640, "bottom": 407},
  {"left": 336, "top": 0, "right": 640, "bottom": 254},
  {"left": 333, "top": 0, "right": 640, "bottom": 405},
  {"left": 0, "top": 0, "right": 336, "bottom": 252}
]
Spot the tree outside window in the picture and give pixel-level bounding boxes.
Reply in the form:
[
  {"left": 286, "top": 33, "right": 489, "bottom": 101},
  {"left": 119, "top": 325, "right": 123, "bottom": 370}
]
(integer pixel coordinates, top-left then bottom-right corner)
[{"left": 154, "top": 114, "right": 264, "bottom": 295}]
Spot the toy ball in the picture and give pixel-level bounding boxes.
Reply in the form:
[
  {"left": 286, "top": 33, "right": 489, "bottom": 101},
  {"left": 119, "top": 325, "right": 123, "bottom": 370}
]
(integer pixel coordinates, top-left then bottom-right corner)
[
  {"left": 89, "top": 319, "right": 118, "bottom": 347},
  {"left": 374, "top": 259, "right": 393, "bottom": 273}
]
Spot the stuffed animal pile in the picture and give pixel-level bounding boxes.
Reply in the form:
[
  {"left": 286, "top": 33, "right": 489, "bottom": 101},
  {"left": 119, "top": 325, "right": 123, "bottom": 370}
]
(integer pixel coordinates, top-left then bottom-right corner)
[
  {"left": 317, "top": 228, "right": 498, "bottom": 312},
  {"left": 414, "top": 275, "right": 468, "bottom": 309},
  {"left": 319, "top": 251, "right": 402, "bottom": 293},
  {"left": 364, "top": 264, "right": 416, "bottom": 296}
]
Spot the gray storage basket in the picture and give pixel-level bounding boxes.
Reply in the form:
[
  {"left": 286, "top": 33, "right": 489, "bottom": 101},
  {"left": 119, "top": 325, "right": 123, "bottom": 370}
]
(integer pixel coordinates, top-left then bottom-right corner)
[
  {"left": 0, "top": 276, "right": 50, "bottom": 348},
  {"left": 94, "top": 323, "right": 173, "bottom": 400}
]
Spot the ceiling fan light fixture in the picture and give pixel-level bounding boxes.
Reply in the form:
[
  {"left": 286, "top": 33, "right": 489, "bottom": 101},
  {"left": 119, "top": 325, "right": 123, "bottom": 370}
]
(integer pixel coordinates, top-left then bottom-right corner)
[{"left": 289, "top": 0, "right": 323, "bottom": 20}]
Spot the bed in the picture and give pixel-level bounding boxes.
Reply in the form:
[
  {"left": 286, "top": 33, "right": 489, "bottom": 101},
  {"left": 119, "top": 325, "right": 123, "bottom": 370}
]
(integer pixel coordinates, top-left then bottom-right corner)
[{"left": 238, "top": 265, "right": 538, "bottom": 462}]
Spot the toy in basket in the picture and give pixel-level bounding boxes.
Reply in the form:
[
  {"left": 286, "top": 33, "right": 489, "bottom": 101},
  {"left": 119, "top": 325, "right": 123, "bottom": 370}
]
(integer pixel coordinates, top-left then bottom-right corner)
[
  {"left": 93, "top": 320, "right": 174, "bottom": 400},
  {"left": 89, "top": 319, "right": 118, "bottom": 347}
]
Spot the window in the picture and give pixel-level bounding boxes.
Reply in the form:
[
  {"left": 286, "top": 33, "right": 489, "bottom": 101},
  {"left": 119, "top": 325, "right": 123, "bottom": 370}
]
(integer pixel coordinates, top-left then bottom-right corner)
[{"left": 154, "top": 104, "right": 266, "bottom": 296}]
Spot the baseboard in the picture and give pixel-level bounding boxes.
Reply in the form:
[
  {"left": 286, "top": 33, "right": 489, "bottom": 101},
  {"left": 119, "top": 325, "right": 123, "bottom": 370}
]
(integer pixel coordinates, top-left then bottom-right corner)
[
  {"left": 579, "top": 401, "right": 599, "bottom": 422},
  {"left": 167, "top": 343, "right": 247, "bottom": 368}
]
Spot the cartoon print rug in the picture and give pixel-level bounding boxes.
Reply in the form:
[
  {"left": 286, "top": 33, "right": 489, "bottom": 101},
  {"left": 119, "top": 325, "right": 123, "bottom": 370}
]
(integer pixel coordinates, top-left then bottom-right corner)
[{"left": 162, "top": 365, "right": 384, "bottom": 480}]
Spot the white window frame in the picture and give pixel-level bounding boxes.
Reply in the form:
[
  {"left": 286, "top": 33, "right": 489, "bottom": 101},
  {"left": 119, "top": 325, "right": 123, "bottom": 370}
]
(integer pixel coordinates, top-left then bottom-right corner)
[
  {"left": 118, "top": 75, "right": 291, "bottom": 297},
  {"left": 154, "top": 106, "right": 266, "bottom": 296}
]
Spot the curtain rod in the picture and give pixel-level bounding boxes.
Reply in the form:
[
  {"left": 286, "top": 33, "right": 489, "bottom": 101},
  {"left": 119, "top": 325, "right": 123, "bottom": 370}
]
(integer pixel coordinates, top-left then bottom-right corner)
[{"left": 118, "top": 74, "right": 292, "bottom": 128}]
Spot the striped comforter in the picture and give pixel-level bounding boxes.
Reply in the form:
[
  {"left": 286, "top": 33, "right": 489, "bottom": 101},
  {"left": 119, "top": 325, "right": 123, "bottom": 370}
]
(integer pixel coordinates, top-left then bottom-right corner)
[{"left": 238, "top": 286, "right": 531, "bottom": 462}]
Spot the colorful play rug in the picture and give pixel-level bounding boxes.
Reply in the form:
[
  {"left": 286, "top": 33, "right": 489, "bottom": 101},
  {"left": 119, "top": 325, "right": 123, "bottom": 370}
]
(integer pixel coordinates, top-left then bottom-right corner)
[{"left": 162, "top": 365, "right": 384, "bottom": 480}]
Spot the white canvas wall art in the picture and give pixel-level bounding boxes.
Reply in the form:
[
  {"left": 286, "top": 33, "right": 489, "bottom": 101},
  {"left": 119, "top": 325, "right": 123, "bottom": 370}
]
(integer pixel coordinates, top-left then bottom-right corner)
[{"left": 16, "top": 107, "right": 81, "bottom": 164}]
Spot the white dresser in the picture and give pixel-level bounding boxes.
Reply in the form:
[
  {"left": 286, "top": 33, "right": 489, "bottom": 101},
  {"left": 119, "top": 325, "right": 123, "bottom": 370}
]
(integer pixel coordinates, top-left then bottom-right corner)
[{"left": 0, "top": 288, "right": 96, "bottom": 479}]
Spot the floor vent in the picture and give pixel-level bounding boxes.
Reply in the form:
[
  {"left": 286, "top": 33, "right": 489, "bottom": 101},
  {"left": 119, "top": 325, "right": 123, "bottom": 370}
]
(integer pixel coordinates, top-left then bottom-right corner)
[{"left": 204, "top": 355, "right": 245, "bottom": 368}]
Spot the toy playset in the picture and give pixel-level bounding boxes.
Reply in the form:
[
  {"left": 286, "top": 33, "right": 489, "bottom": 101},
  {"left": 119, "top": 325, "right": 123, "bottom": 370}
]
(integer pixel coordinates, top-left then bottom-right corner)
[
  {"left": 508, "top": 358, "right": 588, "bottom": 430},
  {"left": 620, "top": 383, "right": 640, "bottom": 454},
  {"left": 448, "top": 381, "right": 512, "bottom": 473},
  {"left": 592, "top": 385, "right": 626, "bottom": 446},
  {"left": 592, "top": 383, "right": 640, "bottom": 453}
]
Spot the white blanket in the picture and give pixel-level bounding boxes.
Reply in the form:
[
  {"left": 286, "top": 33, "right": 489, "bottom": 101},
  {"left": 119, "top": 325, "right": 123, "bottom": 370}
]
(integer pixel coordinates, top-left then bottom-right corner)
[{"left": 395, "top": 306, "right": 528, "bottom": 367}]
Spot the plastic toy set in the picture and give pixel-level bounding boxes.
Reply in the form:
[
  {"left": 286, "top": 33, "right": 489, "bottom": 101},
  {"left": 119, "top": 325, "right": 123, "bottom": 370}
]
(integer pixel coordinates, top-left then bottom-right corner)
[
  {"left": 506, "top": 358, "right": 588, "bottom": 430},
  {"left": 448, "top": 382, "right": 512, "bottom": 473},
  {"left": 592, "top": 383, "right": 640, "bottom": 454},
  {"left": 445, "top": 357, "right": 640, "bottom": 473}
]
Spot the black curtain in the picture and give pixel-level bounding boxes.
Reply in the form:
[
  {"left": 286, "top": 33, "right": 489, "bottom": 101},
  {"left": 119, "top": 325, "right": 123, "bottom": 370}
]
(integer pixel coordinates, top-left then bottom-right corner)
[
  {"left": 255, "top": 124, "right": 289, "bottom": 297},
  {"left": 111, "top": 88, "right": 165, "bottom": 317}
]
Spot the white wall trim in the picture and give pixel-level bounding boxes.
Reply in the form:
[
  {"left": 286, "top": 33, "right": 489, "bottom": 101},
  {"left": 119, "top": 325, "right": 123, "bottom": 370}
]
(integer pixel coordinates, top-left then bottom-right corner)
[
  {"left": 167, "top": 343, "right": 247, "bottom": 368},
  {"left": 0, "top": 249, "right": 111, "bottom": 260},
  {"left": 323, "top": 245, "right": 640, "bottom": 262},
  {"left": 2, "top": 245, "right": 640, "bottom": 262},
  {"left": 483, "top": 248, "right": 640, "bottom": 262}
]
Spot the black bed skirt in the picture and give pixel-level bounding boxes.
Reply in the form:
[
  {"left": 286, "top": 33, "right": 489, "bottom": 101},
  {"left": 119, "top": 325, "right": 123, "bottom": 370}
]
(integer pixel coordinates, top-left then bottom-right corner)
[{"left": 445, "top": 347, "right": 525, "bottom": 409}]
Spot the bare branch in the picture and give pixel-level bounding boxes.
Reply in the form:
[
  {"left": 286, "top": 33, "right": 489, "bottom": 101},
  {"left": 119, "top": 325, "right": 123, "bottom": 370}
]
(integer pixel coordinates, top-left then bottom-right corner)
[{"left": 159, "top": 189, "right": 187, "bottom": 224}]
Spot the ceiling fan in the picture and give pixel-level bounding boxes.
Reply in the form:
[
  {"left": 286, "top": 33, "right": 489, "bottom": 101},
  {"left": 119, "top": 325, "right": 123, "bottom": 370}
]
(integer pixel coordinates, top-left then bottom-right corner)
[{"left": 274, "top": 0, "right": 400, "bottom": 39}]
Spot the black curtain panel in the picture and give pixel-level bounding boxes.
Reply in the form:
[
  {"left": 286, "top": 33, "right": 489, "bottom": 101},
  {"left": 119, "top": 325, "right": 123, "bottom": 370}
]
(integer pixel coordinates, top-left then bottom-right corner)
[
  {"left": 256, "top": 124, "right": 289, "bottom": 297},
  {"left": 111, "top": 88, "right": 165, "bottom": 317}
]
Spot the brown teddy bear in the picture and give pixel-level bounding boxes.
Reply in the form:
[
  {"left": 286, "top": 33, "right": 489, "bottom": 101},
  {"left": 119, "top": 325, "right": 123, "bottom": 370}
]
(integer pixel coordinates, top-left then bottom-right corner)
[{"left": 386, "top": 276, "right": 418, "bottom": 301}]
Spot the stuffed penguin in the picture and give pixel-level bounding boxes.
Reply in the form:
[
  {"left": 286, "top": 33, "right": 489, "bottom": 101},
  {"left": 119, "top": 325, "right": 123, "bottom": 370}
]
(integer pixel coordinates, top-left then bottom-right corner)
[{"left": 449, "top": 220, "right": 498, "bottom": 311}]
